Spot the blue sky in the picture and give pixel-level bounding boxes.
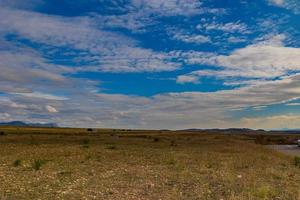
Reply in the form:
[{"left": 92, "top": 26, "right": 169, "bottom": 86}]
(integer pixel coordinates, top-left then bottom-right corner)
[{"left": 1, "top": 0, "right": 300, "bottom": 129}]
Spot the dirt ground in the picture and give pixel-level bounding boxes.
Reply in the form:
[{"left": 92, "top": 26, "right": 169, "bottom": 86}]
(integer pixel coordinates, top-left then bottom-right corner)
[{"left": 0, "top": 128, "right": 300, "bottom": 199}]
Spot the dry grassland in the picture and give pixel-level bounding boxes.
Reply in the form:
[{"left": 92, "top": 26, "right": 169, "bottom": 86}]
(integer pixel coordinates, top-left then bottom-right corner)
[{"left": 0, "top": 127, "right": 299, "bottom": 199}]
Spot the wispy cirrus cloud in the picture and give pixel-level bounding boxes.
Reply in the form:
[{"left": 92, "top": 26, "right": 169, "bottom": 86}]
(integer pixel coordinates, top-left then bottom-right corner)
[
  {"left": 130, "top": 0, "right": 204, "bottom": 16},
  {"left": 169, "top": 30, "right": 211, "bottom": 44},
  {"left": 197, "top": 21, "right": 249, "bottom": 34}
]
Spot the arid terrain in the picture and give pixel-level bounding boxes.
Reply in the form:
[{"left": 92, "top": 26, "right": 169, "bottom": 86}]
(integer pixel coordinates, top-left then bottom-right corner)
[{"left": 0, "top": 127, "right": 300, "bottom": 200}]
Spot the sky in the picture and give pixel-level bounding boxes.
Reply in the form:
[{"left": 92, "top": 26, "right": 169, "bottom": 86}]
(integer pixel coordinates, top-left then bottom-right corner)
[{"left": 1, "top": 0, "right": 300, "bottom": 129}]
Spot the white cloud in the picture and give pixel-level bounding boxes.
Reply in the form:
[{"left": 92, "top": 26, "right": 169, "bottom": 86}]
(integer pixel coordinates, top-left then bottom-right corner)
[
  {"left": 254, "top": 34, "right": 286, "bottom": 46},
  {"left": 96, "top": 46, "right": 180, "bottom": 72},
  {"left": 94, "top": 0, "right": 226, "bottom": 32},
  {"left": 10, "top": 102, "right": 28, "bottom": 109},
  {"left": 0, "top": 113, "right": 11, "bottom": 121},
  {"left": 172, "top": 33, "right": 211, "bottom": 44},
  {"left": 0, "top": 51, "right": 65, "bottom": 83},
  {"left": 252, "top": 105, "right": 267, "bottom": 110},
  {"left": 46, "top": 105, "right": 58, "bottom": 113},
  {"left": 13, "top": 92, "right": 68, "bottom": 101},
  {"left": 227, "top": 36, "right": 246, "bottom": 43},
  {"left": 0, "top": 8, "right": 132, "bottom": 54},
  {"left": 2, "top": 74, "right": 300, "bottom": 129},
  {"left": 130, "top": 0, "right": 203, "bottom": 16},
  {"left": 197, "top": 21, "right": 249, "bottom": 34},
  {"left": 176, "top": 75, "right": 199, "bottom": 84},
  {"left": 240, "top": 114, "right": 300, "bottom": 130},
  {"left": 269, "top": 0, "right": 285, "bottom": 6},
  {"left": 177, "top": 34, "right": 300, "bottom": 86},
  {"left": 215, "top": 45, "right": 300, "bottom": 77},
  {"left": 285, "top": 102, "right": 300, "bottom": 106},
  {"left": 0, "top": 7, "right": 180, "bottom": 73},
  {"left": 268, "top": 0, "right": 300, "bottom": 14}
]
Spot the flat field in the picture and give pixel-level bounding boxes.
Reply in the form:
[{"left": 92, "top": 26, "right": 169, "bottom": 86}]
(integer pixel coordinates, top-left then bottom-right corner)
[{"left": 0, "top": 127, "right": 299, "bottom": 200}]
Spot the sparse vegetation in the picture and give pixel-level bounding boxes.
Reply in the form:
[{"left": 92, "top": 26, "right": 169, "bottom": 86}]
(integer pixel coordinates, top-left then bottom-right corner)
[
  {"left": 294, "top": 156, "right": 300, "bottom": 167},
  {"left": 32, "top": 159, "right": 46, "bottom": 171},
  {"left": 13, "top": 159, "right": 21, "bottom": 167},
  {"left": 81, "top": 139, "right": 90, "bottom": 148},
  {"left": 0, "top": 127, "right": 299, "bottom": 199},
  {"left": 82, "top": 138, "right": 90, "bottom": 145},
  {"left": 106, "top": 145, "right": 116, "bottom": 150},
  {"left": 170, "top": 140, "right": 176, "bottom": 146}
]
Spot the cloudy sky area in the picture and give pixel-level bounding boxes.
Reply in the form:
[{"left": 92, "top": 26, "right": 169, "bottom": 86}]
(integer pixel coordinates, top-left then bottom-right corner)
[{"left": 1, "top": 0, "right": 300, "bottom": 129}]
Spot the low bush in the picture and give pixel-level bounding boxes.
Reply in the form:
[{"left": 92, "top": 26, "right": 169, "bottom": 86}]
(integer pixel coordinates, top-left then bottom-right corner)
[
  {"left": 82, "top": 138, "right": 90, "bottom": 145},
  {"left": 32, "top": 159, "right": 46, "bottom": 171},
  {"left": 106, "top": 145, "right": 116, "bottom": 150},
  {"left": 170, "top": 140, "right": 177, "bottom": 147},
  {"left": 13, "top": 159, "right": 21, "bottom": 167},
  {"left": 294, "top": 156, "right": 300, "bottom": 167}
]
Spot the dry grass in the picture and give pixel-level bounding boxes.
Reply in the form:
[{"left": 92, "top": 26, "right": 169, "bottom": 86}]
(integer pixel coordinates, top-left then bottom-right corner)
[{"left": 0, "top": 128, "right": 299, "bottom": 199}]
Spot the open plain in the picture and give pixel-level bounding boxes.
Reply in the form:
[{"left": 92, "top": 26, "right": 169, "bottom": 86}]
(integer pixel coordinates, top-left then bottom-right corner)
[{"left": 0, "top": 127, "right": 300, "bottom": 200}]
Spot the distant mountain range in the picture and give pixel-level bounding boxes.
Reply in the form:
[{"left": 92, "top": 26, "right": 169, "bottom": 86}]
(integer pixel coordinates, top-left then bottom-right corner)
[{"left": 0, "top": 121, "right": 58, "bottom": 128}]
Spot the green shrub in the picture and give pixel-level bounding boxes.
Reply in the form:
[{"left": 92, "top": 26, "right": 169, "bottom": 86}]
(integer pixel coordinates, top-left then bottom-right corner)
[
  {"left": 32, "top": 159, "right": 46, "bottom": 171},
  {"left": 170, "top": 140, "right": 177, "bottom": 147},
  {"left": 106, "top": 145, "right": 116, "bottom": 150},
  {"left": 294, "top": 156, "right": 300, "bottom": 167},
  {"left": 13, "top": 159, "right": 21, "bottom": 167},
  {"left": 82, "top": 138, "right": 90, "bottom": 145}
]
